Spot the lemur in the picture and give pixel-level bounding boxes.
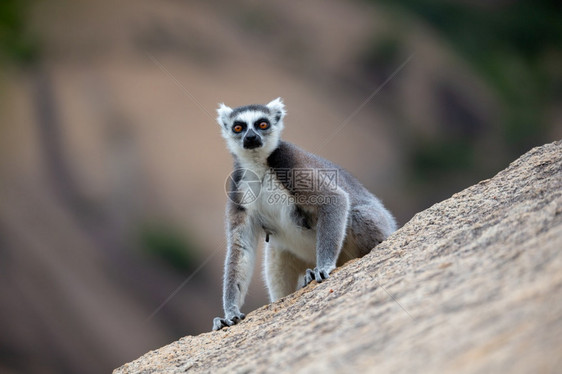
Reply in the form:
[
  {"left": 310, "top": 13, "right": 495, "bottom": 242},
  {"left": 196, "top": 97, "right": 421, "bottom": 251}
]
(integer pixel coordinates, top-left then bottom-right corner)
[{"left": 212, "top": 98, "right": 396, "bottom": 331}]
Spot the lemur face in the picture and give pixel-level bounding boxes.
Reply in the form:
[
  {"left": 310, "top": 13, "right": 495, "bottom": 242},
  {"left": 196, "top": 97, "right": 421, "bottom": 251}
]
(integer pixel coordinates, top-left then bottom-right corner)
[{"left": 217, "top": 98, "right": 286, "bottom": 158}]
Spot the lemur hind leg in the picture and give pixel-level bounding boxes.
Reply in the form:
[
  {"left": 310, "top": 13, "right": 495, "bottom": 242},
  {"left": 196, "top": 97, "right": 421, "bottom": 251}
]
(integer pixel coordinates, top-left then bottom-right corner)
[
  {"left": 264, "top": 244, "right": 308, "bottom": 302},
  {"left": 339, "top": 203, "right": 394, "bottom": 266}
]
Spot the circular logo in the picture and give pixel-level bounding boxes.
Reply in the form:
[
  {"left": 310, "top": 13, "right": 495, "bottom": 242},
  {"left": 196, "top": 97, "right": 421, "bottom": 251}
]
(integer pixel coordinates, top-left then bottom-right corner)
[{"left": 225, "top": 168, "right": 262, "bottom": 205}]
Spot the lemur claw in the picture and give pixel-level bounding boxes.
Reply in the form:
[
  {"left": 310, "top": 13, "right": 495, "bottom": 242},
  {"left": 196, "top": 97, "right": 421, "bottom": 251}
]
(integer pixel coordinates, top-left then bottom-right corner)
[
  {"left": 303, "top": 267, "right": 330, "bottom": 287},
  {"left": 212, "top": 313, "right": 246, "bottom": 331}
]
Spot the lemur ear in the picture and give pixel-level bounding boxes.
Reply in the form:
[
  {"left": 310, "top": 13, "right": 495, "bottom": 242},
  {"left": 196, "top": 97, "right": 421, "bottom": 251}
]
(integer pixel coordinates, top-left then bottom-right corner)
[
  {"left": 266, "top": 97, "right": 286, "bottom": 122},
  {"left": 216, "top": 103, "right": 233, "bottom": 127}
]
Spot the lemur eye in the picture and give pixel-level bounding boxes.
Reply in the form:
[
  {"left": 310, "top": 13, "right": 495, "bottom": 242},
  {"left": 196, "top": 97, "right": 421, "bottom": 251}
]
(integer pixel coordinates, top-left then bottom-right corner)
[
  {"left": 258, "top": 122, "right": 269, "bottom": 130},
  {"left": 233, "top": 124, "right": 244, "bottom": 133}
]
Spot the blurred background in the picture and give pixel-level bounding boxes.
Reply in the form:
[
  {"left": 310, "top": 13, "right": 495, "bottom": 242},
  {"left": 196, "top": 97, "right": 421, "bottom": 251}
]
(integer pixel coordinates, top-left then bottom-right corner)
[{"left": 0, "top": 0, "right": 560, "bottom": 372}]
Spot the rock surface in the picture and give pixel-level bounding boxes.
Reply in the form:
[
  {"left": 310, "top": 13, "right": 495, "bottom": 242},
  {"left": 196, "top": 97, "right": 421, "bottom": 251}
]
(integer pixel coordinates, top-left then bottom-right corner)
[{"left": 114, "top": 141, "right": 562, "bottom": 374}]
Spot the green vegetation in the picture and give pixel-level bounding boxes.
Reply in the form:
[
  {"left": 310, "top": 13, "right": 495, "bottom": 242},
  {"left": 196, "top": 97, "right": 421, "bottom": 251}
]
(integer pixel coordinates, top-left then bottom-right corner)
[
  {"left": 138, "top": 223, "right": 201, "bottom": 274},
  {"left": 0, "top": 0, "right": 38, "bottom": 64}
]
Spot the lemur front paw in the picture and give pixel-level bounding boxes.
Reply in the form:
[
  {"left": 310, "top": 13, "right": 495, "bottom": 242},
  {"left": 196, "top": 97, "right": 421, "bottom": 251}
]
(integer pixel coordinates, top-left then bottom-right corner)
[
  {"left": 212, "top": 312, "right": 246, "bottom": 331},
  {"left": 303, "top": 267, "right": 330, "bottom": 287}
]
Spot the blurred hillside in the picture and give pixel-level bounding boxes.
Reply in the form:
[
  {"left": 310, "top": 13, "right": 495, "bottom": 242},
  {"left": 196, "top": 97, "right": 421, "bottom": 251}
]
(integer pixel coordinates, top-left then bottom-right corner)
[{"left": 0, "top": 0, "right": 560, "bottom": 373}]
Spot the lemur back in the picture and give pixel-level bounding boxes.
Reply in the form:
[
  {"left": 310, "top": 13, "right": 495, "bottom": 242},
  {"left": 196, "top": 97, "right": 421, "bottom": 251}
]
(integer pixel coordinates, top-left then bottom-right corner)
[{"left": 212, "top": 98, "right": 396, "bottom": 331}]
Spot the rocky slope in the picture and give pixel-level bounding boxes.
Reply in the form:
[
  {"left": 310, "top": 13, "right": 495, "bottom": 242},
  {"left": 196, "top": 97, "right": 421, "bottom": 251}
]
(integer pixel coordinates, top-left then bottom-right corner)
[{"left": 114, "top": 140, "right": 562, "bottom": 373}]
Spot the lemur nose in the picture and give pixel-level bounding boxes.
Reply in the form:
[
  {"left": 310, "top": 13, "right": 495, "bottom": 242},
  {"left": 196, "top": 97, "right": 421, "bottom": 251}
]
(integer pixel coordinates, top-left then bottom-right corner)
[{"left": 243, "top": 130, "right": 262, "bottom": 149}]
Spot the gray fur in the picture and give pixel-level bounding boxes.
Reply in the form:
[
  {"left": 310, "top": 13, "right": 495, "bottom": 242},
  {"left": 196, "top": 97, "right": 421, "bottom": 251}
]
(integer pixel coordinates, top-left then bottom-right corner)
[{"left": 212, "top": 98, "right": 397, "bottom": 331}]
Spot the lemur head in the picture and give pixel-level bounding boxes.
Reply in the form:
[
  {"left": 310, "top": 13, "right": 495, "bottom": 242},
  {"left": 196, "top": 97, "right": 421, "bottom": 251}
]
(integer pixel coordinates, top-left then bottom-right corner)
[{"left": 216, "top": 98, "right": 286, "bottom": 160}]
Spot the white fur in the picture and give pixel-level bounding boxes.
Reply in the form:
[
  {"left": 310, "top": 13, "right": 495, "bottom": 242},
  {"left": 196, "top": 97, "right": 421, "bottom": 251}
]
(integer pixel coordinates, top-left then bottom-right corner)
[
  {"left": 216, "top": 99, "right": 286, "bottom": 177},
  {"left": 216, "top": 103, "right": 233, "bottom": 127},
  {"left": 266, "top": 97, "right": 286, "bottom": 118},
  {"left": 241, "top": 169, "right": 317, "bottom": 265}
]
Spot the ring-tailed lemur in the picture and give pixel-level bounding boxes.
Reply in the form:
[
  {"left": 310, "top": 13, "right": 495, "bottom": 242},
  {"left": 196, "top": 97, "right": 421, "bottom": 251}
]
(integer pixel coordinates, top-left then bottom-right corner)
[{"left": 212, "top": 98, "right": 396, "bottom": 331}]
